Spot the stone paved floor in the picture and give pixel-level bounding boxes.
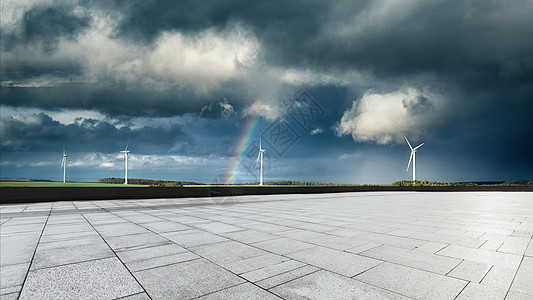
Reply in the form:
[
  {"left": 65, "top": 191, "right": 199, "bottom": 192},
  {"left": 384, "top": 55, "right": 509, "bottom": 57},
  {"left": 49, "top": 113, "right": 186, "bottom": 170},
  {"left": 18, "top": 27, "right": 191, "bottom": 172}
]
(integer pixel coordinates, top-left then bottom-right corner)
[{"left": 1, "top": 192, "right": 532, "bottom": 299}]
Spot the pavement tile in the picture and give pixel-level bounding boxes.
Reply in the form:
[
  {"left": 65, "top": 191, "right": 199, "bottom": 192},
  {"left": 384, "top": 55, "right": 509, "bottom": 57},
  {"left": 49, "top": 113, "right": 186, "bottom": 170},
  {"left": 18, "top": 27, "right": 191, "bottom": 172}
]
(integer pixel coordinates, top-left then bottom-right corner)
[
  {"left": 125, "top": 251, "right": 200, "bottom": 272},
  {"left": 288, "top": 246, "right": 380, "bottom": 277},
  {"left": 0, "top": 233, "right": 42, "bottom": 266},
  {"left": 525, "top": 240, "right": 533, "bottom": 257},
  {"left": 94, "top": 223, "right": 150, "bottom": 237},
  {"left": 240, "top": 260, "right": 305, "bottom": 282},
  {"left": 507, "top": 256, "right": 533, "bottom": 299},
  {"left": 345, "top": 242, "right": 382, "bottom": 254},
  {"left": 0, "top": 262, "right": 29, "bottom": 290},
  {"left": 116, "top": 292, "right": 152, "bottom": 300},
  {"left": 133, "top": 258, "right": 245, "bottom": 299},
  {"left": 1, "top": 285, "right": 21, "bottom": 296},
  {"left": 357, "top": 232, "right": 425, "bottom": 250},
  {"left": 139, "top": 220, "right": 191, "bottom": 233},
  {"left": 0, "top": 292, "right": 19, "bottom": 300},
  {"left": 455, "top": 282, "right": 507, "bottom": 300},
  {"left": 220, "top": 229, "right": 278, "bottom": 244},
  {"left": 410, "top": 232, "right": 485, "bottom": 248},
  {"left": 255, "top": 265, "right": 320, "bottom": 289},
  {"left": 360, "top": 245, "right": 461, "bottom": 274},
  {"left": 19, "top": 258, "right": 143, "bottom": 300},
  {"left": 355, "top": 262, "right": 468, "bottom": 299},
  {"left": 197, "top": 282, "right": 282, "bottom": 300},
  {"left": 447, "top": 260, "right": 492, "bottom": 282},
  {"left": 414, "top": 241, "right": 449, "bottom": 253},
  {"left": 162, "top": 230, "right": 228, "bottom": 247},
  {"left": 117, "top": 243, "right": 188, "bottom": 263},
  {"left": 225, "top": 253, "right": 289, "bottom": 274},
  {"left": 271, "top": 270, "right": 409, "bottom": 299},
  {"left": 191, "top": 240, "right": 267, "bottom": 265},
  {"left": 106, "top": 232, "right": 171, "bottom": 251},
  {"left": 194, "top": 222, "right": 243, "bottom": 234},
  {"left": 31, "top": 242, "right": 114, "bottom": 270},
  {"left": 308, "top": 235, "right": 370, "bottom": 250},
  {"left": 251, "top": 237, "right": 316, "bottom": 255},
  {"left": 437, "top": 245, "right": 522, "bottom": 268},
  {"left": 480, "top": 239, "right": 503, "bottom": 251}
]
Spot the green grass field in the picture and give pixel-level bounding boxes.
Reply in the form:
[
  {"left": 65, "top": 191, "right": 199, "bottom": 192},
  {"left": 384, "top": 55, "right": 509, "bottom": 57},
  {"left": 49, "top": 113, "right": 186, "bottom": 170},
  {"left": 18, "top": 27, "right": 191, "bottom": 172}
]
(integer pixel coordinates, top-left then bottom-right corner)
[{"left": 0, "top": 182, "right": 148, "bottom": 187}]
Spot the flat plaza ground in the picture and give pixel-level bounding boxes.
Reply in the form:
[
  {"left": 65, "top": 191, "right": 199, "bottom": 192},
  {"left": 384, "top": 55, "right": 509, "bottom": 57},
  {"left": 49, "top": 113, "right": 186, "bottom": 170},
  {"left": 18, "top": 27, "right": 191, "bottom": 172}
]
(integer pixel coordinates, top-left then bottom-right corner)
[{"left": 1, "top": 192, "right": 532, "bottom": 299}]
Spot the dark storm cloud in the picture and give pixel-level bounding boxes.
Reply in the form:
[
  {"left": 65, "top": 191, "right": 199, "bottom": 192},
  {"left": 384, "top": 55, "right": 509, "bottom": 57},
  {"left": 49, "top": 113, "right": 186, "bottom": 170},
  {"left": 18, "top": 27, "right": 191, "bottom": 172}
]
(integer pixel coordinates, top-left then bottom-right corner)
[
  {"left": 4, "top": 4, "right": 91, "bottom": 53},
  {"left": 3, "top": 0, "right": 533, "bottom": 117},
  {"left": 0, "top": 112, "right": 188, "bottom": 155}
]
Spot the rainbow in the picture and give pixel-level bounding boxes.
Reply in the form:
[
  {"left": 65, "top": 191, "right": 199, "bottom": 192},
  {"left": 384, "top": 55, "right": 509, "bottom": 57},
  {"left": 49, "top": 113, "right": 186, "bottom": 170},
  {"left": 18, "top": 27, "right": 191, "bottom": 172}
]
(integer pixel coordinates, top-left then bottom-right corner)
[{"left": 224, "top": 113, "right": 262, "bottom": 183}]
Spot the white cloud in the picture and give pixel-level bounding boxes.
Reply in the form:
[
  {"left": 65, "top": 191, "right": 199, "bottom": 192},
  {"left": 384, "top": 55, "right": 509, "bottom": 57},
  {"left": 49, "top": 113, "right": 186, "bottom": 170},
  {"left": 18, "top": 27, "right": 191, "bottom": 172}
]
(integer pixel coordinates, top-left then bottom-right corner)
[
  {"left": 219, "top": 100, "right": 234, "bottom": 118},
  {"left": 336, "top": 88, "right": 441, "bottom": 144},
  {"left": 243, "top": 100, "right": 288, "bottom": 121},
  {"left": 310, "top": 128, "right": 324, "bottom": 135}
]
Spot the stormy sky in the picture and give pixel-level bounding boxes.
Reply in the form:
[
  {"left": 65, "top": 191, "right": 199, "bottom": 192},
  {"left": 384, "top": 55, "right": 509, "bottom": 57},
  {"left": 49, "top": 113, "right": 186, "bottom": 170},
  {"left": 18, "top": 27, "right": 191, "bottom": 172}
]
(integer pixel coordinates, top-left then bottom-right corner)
[{"left": 1, "top": 0, "right": 532, "bottom": 183}]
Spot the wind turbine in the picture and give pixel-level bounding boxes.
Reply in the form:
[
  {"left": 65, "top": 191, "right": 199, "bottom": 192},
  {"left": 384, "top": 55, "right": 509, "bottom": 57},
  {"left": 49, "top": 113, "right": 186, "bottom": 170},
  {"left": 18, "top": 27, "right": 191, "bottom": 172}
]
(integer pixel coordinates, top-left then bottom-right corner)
[
  {"left": 256, "top": 138, "right": 266, "bottom": 186},
  {"left": 405, "top": 137, "right": 424, "bottom": 181},
  {"left": 120, "top": 139, "right": 130, "bottom": 185},
  {"left": 60, "top": 147, "right": 68, "bottom": 183}
]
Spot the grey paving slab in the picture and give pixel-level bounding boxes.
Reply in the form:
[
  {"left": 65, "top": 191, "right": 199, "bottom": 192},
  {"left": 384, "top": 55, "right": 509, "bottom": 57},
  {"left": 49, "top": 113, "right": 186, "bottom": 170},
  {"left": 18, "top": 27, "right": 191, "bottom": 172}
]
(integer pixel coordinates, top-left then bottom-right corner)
[
  {"left": 19, "top": 258, "right": 143, "bottom": 300},
  {"left": 0, "top": 292, "right": 19, "bottom": 300},
  {"left": 251, "top": 237, "right": 316, "bottom": 255},
  {"left": 225, "top": 253, "right": 289, "bottom": 274},
  {"left": 117, "top": 243, "right": 189, "bottom": 263},
  {"left": 357, "top": 232, "right": 425, "bottom": 250},
  {"left": 360, "top": 245, "right": 462, "bottom": 274},
  {"left": 355, "top": 262, "right": 468, "bottom": 299},
  {"left": 219, "top": 229, "right": 278, "bottom": 244},
  {"left": 197, "top": 282, "right": 282, "bottom": 300},
  {"left": 193, "top": 221, "right": 243, "bottom": 233},
  {"left": 30, "top": 241, "right": 114, "bottom": 270},
  {"left": 447, "top": 260, "right": 492, "bottom": 282},
  {"left": 115, "top": 292, "right": 152, "bottom": 300},
  {"left": 0, "top": 262, "right": 29, "bottom": 291},
  {"left": 525, "top": 239, "right": 533, "bottom": 257},
  {"left": 105, "top": 232, "right": 171, "bottom": 251},
  {"left": 162, "top": 230, "right": 228, "bottom": 247},
  {"left": 240, "top": 260, "right": 305, "bottom": 282},
  {"left": 125, "top": 251, "right": 199, "bottom": 272},
  {"left": 0, "top": 232, "right": 41, "bottom": 266},
  {"left": 507, "top": 256, "right": 533, "bottom": 299},
  {"left": 138, "top": 220, "right": 192, "bottom": 233},
  {"left": 409, "top": 231, "right": 486, "bottom": 248},
  {"left": 437, "top": 245, "right": 523, "bottom": 268},
  {"left": 133, "top": 258, "right": 245, "bottom": 299},
  {"left": 287, "top": 245, "right": 381, "bottom": 277},
  {"left": 271, "top": 270, "right": 409, "bottom": 299},
  {"left": 255, "top": 265, "right": 320, "bottom": 290},
  {"left": 414, "top": 241, "right": 449, "bottom": 253},
  {"left": 93, "top": 223, "right": 150, "bottom": 237},
  {"left": 191, "top": 240, "right": 267, "bottom": 265}
]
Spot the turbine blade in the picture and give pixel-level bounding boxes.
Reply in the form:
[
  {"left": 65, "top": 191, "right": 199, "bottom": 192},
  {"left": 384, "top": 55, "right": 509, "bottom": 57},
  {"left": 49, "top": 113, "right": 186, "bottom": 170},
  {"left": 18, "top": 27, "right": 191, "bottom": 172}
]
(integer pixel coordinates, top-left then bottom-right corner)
[
  {"left": 406, "top": 152, "right": 413, "bottom": 172},
  {"left": 256, "top": 152, "right": 261, "bottom": 166},
  {"left": 405, "top": 137, "right": 413, "bottom": 150},
  {"left": 414, "top": 143, "right": 424, "bottom": 150},
  {"left": 60, "top": 157, "right": 65, "bottom": 169},
  {"left": 125, "top": 135, "right": 130, "bottom": 151}
]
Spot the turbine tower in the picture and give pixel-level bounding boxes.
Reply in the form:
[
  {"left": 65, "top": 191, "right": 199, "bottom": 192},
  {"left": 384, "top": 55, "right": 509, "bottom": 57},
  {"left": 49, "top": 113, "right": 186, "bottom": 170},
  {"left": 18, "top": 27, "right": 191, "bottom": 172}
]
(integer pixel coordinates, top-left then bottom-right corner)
[
  {"left": 405, "top": 137, "right": 424, "bottom": 181},
  {"left": 120, "top": 139, "right": 130, "bottom": 185},
  {"left": 60, "top": 147, "right": 68, "bottom": 183},
  {"left": 256, "top": 138, "right": 266, "bottom": 186}
]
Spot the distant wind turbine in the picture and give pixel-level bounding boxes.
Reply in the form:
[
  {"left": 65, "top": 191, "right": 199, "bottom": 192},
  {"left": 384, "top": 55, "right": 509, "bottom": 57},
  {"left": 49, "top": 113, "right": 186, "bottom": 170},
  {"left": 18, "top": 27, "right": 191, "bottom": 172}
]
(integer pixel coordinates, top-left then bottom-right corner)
[
  {"left": 405, "top": 137, "right": 424, "bottom": 181},
  {"left": 120, "top": 138, "right": 131, "bottom": 185},
  {"left": 60, "top": 147, "right": 68, "bottom": 183},
  {"left": 256, "top": 138, "right": 266, "bottom": 186}
]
